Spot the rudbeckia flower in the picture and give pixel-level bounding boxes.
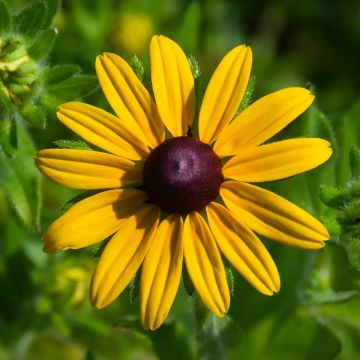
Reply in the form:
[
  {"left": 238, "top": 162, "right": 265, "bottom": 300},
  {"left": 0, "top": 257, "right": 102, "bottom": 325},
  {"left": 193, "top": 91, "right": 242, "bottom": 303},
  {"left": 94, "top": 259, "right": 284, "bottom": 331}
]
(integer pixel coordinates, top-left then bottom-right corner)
[{"left": 36, "top": 35, "right": 332, "bottom": 330}]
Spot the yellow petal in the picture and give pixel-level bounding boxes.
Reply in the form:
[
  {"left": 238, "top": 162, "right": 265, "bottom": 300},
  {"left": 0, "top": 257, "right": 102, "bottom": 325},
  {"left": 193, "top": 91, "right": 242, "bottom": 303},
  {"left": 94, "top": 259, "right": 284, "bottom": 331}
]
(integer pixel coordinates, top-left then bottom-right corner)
[
  {"left": 44, "top": 189, "right": 147, "bottom": 253},
  {"left": 223, "top": 138, "right": 332, "bottom": 182},
  {"left": 221, "top": 181, "right": 329, "bottom": 249},
  {"left": 140, "top": 215, "right": 183, "bottom": 330},
  {"left": 90, "top": 205, "right": 160, "bottom": 308},
  {"left": 199, "top": 45, "right": 252, "bottom": 144},
  {"left": 214, "top": 88, "right": 315, "bottom": 157},
  {"left": 206, "top": 202, "right": 280, "bottom": 295},
  {"left": 58, "top": 102, "right": 149, "bottom": 160},
  {"left": 36, "top": 148, "right": 141, "bottom": 189},
  {"left": 96, "top": 53, "right": 164, "bottom": 148},
  {"left": 183, "top": 212, "right": 230, "bottom": 316},
  {"left": 150, "top": 35, "right": 195, "bottom": 137}
]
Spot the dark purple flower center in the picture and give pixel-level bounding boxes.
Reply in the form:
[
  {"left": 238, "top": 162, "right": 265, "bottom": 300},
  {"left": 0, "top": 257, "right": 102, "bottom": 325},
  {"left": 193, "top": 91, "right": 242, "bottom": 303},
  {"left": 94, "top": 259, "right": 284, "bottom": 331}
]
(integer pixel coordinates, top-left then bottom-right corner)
[{"left": 143, "top": 136, "right": 223, "bottom": 214}]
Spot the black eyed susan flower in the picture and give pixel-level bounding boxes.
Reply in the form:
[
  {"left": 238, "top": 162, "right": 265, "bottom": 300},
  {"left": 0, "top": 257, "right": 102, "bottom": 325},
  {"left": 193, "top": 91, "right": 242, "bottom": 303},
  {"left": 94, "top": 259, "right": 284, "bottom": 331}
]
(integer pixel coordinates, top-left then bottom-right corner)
[{"left": 36, "top": 35, "right": 332, "bottom": 330}]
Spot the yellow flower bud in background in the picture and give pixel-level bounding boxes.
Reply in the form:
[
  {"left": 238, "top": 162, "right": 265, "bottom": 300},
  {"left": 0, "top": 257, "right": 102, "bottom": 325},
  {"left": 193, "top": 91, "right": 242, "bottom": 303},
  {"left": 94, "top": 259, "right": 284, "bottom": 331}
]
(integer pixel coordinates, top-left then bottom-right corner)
[{"left": 109, "top": 13, "right": 154, "bottom": 54}]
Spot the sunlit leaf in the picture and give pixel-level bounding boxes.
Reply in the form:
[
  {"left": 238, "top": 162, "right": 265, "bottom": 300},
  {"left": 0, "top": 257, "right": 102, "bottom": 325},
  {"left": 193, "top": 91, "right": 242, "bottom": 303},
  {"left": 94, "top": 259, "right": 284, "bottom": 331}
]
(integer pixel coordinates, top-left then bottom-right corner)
[
  {"left": 28, "top": 29, "right": 57, "bottom": 60},
  {"left": 15, "top": 1, "right": 47, "bottom": 38},
  {"left": 42, "top": 65, "right": 81, "bottom": 84}
]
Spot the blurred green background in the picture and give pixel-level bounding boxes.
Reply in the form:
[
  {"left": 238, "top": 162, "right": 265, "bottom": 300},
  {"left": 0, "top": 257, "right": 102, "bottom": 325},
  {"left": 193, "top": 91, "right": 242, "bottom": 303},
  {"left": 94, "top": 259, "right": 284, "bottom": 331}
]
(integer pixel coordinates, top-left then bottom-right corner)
[{"left": 1, "top": 0, "right": 360, "bottom": 359}]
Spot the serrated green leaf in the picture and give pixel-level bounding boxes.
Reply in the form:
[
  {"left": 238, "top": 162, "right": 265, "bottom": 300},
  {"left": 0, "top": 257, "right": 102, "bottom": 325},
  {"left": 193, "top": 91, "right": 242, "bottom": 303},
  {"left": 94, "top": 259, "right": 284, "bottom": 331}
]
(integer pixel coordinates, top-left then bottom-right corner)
[
  {"left": 54, "top": 139, "right": 91, "bottom": 150},
  {"left": 319, "top": 185, "right": 346, "bottom": 209},
  {"left": 188, "top": 55, "right": 201, "bottom": 79},
  {"left": 42, "top": 65, "right": 81, "bottom": 84},
  {"left": 225, "top": 264, "right": 235, "bottom": 297},
  {"left": 15, "top": 1, "right": 46, "bottom": 37},
  {"left": 0, "top": 122, "right": 41, "bottom": 231},
  {"left": 28, "top": 28, "right": 56, "bottom": 60},
  {"left": 236, "top": 75, "right": 256, "bottom": 115},
  {"left": 129, "top": 55, "right": 144, "bottom": 81},
  {"left": 188, "top": 55, "right": 202, "bottom": 138},
  {"left": 128, "top": 271, "right": 140, "bottom": 303},
  {"left": 0, "top": 116, "right": 17, "bottom": 156},
  {"left": 0, "top": 0, "right": 12, "bottom": 35},
  {"left": 43, "top": 0, "right": 60, "bottom": 28},
  {"left": 47, "top": 75, "right": 98, "bottom": 100},
  {"left": 20, "top": 103, "right": 47, "bottom": 128}
]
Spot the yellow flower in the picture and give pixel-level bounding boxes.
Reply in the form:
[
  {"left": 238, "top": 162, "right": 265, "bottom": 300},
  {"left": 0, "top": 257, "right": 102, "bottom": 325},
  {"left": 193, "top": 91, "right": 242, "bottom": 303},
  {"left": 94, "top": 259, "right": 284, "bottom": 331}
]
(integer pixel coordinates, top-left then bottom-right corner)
[{"left": 36, "top": 35, "right": 332, "bottom": 330}]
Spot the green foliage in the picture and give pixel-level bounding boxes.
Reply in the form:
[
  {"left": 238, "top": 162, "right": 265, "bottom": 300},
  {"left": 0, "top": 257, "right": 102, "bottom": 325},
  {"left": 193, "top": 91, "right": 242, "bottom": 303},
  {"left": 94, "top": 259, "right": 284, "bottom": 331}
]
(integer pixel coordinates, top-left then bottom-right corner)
[
  {"left": 0, "top": 121, "right": 41, "bottom": 231},
  {"left": 320, "top": 145, "right": 360, "bottom": 271},
  {"left": 0, "top": 0, "right": 12, "bottom": 35},
  {"left": 129, "top": 55, "right": 144, "bottom": 81},
  {"left": 28, "top": 28, "right": 57, "bottom": 60},
  {"left": 0, "top": 115, "right": 17, "bottom": 156},
  {"left": 20, "top": 102, "right": 47, "bottom": 128},
  {"left": 236, "top": 74, "right": 256, "bottom": 115},
  {"left": 54, "top": 139, "right": 92, "bottom": 150},
  {"left": 42, "top": 65, "right": 82, "bottom": 83},
  {"left": 0, "top": 0, "right": 96, "bottom": 149},
  {"left": 1, "top": 0, "right": 359, "bottom": 359}
]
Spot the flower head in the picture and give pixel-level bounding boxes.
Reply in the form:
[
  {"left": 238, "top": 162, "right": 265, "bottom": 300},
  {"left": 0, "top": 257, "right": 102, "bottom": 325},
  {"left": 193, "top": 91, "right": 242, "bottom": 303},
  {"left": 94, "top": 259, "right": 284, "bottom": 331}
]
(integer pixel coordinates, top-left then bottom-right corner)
[{"left": 36, "top": 35, "right": 332, "bottom": 330}]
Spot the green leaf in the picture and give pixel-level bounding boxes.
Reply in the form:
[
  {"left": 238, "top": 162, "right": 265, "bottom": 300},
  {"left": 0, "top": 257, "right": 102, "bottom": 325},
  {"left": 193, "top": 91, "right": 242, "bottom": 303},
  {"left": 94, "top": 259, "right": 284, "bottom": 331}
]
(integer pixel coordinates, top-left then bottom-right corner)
[
  {"left": 129, "top": 55, "right": 144, "bottom": 81},
  {"left": 128, "top": 271, "right": 140, "bottom": 303},
  {"left": 317, "top": 294, "right": 360, "bottom": 329},
  {"left": 43, "top": 0, "right": 61, "bottom": 28},
  {"left": 322, "top": 318, "right": 360, "bottom": 359},
  {"left": 47, "top": 75, "right": 98, "bottom": 100},
  {"left": 0, "top": 122, "right": 42, "bottom": 231},
  {"left": 188, "top": 55, "right": 202, "bottom": 138},
  {"left": 149, "top": 323, "right": 195, "bottom": 360},
  {"left": 319, "top": 184, "right": 346, "bottom": 209},
  {"left": 0, "top": 116, "right": 17, "bottom": 156},
  {"left": 227, "top": 309, "right": 341, "bottom": 360},
  {"left": 20, "top": 103, "right": 47, "bottom": 128},
  {"left": 38, "top": 93, "right": 62, "bottom": 112},
  {"left": 28, "top": 28, "right": 56, "bottom": 60},
  {"left": 53, "top": 139, "right": 91, "bottom": 150},
  {"left": 188, "top": 55, "right": 201, "bottom": 79},
  {"left": 301, "top": 105, "right": 337, "bottom": 215},
  {"left": 236, "top": 75, "right": 256, "bottom": 115},
  {"left": 0, "top": 84, "right": 13, "bottom": 110},
  {"left": 15, "top": 1, "right": 47, "bottom": 37},
  {"left": 0, "top": 0, "right": 12, "bottom": 35},
  {"left": 42, "top": 65, "right": 81, "bottom": 84}
]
